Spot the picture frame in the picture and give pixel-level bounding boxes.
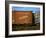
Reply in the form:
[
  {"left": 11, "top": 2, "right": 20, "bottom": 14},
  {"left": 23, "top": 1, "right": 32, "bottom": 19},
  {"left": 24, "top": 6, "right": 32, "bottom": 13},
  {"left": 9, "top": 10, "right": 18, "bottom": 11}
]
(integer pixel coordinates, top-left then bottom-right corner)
[{"left": 5, "top": 1, "right": 45, "bottom": 37}]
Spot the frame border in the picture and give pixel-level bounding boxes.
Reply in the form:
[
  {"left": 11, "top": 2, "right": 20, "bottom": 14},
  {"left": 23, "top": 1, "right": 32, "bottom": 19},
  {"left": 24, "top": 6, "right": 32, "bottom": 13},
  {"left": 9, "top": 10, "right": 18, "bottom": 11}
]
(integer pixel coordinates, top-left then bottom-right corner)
[{"left": 5, "top": 1, "right": 45, "bottom": 37}]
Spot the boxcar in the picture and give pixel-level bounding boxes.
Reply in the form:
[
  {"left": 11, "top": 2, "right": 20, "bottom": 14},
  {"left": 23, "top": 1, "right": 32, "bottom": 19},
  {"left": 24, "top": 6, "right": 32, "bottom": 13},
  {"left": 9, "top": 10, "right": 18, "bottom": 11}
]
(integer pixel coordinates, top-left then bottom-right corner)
[{"left": 12, "top": 11, "right": 32, "bottom": 24}]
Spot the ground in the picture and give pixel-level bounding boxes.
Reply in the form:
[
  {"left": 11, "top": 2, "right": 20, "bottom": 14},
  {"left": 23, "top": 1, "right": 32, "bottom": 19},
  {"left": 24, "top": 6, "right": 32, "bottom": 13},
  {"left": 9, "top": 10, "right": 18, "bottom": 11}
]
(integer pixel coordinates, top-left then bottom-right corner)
[{"left": 12, "top": 23, "right": 40, "bottom": 31}]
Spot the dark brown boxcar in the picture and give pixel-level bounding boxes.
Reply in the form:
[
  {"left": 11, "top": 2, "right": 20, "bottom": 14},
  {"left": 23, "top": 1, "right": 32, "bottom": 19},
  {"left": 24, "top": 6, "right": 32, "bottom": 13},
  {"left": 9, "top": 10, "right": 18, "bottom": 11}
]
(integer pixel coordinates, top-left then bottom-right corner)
[{"left": 12, "top": 11, "right": 32, "bottom": 24}]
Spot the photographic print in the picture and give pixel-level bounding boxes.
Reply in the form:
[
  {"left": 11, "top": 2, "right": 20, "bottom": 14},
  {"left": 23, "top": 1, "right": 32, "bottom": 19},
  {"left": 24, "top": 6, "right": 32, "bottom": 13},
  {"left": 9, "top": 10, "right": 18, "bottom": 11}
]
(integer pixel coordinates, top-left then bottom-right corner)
[
  {"left": 5, "top": 1, "right": 45, "bottom": 37},
  {"left": 12, "top": 6, "right": 40, "bottom": 31}
]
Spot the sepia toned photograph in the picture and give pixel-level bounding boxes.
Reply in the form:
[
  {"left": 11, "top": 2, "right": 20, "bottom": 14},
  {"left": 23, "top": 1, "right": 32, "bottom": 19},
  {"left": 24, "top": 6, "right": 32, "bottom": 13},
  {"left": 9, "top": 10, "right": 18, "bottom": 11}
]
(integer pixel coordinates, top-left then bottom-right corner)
[{"left": 5, "top": 1, "right": 45, "bottom": 37}]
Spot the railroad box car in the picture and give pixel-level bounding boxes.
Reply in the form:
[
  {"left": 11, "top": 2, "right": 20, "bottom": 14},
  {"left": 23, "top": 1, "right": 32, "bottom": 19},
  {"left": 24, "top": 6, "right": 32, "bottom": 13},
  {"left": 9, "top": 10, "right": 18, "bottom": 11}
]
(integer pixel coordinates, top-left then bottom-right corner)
[{"left": 12, "top": 11, "right": 32, "bottom": 24}]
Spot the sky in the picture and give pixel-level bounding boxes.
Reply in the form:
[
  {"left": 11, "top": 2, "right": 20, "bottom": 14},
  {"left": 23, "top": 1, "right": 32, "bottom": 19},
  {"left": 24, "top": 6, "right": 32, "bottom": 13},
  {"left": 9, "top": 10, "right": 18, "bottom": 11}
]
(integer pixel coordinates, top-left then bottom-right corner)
[{"left": 12, "top": 7, "right": 40, "bottom": 13}]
